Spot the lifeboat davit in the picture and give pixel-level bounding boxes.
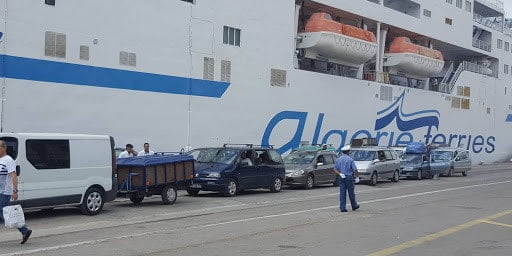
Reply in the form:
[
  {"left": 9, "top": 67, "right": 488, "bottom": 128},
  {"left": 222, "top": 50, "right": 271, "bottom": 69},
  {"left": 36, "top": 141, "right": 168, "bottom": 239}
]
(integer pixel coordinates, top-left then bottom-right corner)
[
  {"left": 297, "top": 13, "right": 378, "bottom": 67},
  {"left": 384, "top": 37, "right": 445, "bottom": 79}
]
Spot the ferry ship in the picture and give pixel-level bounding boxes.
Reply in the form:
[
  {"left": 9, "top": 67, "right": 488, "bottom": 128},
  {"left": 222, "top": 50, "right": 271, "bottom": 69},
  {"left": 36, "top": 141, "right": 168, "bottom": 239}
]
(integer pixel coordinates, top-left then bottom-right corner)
[{"left": 1, "top": 0, "right": 511, "bottom": 164}]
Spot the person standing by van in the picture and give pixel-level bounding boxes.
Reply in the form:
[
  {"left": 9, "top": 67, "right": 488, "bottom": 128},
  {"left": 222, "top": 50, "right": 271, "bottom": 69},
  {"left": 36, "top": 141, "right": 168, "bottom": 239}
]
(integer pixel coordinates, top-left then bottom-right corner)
[
  {"left": 138, "top": 143, "right": 155, "bottom": 157},
  {"left": 334, "top": 145, "right": 360, "bottom": 212},
  {"left": 119, "top": 144, "right": 137, "bottom": 158},
  {"left": 0, "top": 140, "right": 32, "bottom": 244}
]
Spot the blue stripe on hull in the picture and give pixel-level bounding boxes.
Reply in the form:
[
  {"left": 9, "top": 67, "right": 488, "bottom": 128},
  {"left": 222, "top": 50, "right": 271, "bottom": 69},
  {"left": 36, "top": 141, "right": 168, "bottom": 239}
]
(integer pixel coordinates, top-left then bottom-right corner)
[{"left": 0, "top": 55, "right": 230, "bottom": 98}]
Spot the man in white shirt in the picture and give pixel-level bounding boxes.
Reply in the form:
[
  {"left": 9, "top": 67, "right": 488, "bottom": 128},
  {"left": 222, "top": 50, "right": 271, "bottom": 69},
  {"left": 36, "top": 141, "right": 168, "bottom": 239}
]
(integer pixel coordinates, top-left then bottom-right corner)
[
  {"left": 240, "top": 151, "right": 253, "bottom": 166},
  {"left": 138, "top": 143, "right": 155, "bottom": 157},
  {"left": 0, "top": 140, "right": 32, "bottom": 244},
  {"left": 119, "top": 144, "right": 137, "bottom": 158}
]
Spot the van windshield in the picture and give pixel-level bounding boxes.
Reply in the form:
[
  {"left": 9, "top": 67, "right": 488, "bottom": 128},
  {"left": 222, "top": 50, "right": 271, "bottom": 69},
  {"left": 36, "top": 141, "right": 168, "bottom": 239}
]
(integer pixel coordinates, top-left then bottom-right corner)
[
  {"left": 350, "top": 150, "right": 376, "bottom": 161},
  {"left": 188, "top": 148, "right": 239, "bottom": 164},
  {"left": 284, "top": 152, "right": 316, "bottom": 165}
]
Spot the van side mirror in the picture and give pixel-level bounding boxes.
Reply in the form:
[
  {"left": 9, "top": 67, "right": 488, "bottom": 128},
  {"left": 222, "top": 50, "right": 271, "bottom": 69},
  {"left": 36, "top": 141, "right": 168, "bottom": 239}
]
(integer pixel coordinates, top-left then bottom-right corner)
[
  {"left": 16, "top": 165, "right": 20, "bottom": 176},
  {"left": 455, "top": 157, "right": 460, "bottom": 161},
  {"left": 317, "top": 162, "right": 324, "bottom": 167},
  {"left": 372, "top": 159, "right": 380, "bottom": 163}
]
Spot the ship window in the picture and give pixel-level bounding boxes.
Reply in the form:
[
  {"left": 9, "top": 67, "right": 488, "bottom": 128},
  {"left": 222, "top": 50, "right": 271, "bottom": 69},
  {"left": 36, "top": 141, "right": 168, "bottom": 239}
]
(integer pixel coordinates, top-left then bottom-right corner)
[
  {"left": 45, "top": 0, "right": 55, "bottom": 6},
  {"left": 446, "top": 0, "right": 452, "bottom": 4},
  {"left": 44, "top": 31, "right": 66, "bottom": 58},
  {"left": 119, "top": 51, "right": 136, "bottom": 67},
  {"left": 223, "top": 26, "right": 241, "bottom": 46},
  {"left": 504, "top": 65, "right": 509, "bottom": 74},
  {"left": 465, "top": 1, "right": 472, "bottom": 12},
  {"left": 379, "top": 86, "right": 393, "bottom": 102},
  {"left": 423, "top": 9, "right": 431, "bottom": 17},
  {"left": 461, "top": 99, "right": 470, "bottom": 110},
  {"left": 456, "top": 0, "right": 462, "bottom": 8},
  {"left": 451, "top": 97, "right": 461, "bottom": 108},
  {"left": 487, "top": 107, "right": 491, "bottom": 114},
  {"left": 445, "top": 18, "right": 453, "bottom": 25},
  {"left": 497, "top": 39, "right": 503, "bottom": 49},
  {"left": 505, "top": 42, "right": 510, "bottom": 51},
  {"left": 79, "top": 45, "right": 89, "bottom": 61},
  {"left": 181, "top": 0, "right": 195, "bottom": 3}
]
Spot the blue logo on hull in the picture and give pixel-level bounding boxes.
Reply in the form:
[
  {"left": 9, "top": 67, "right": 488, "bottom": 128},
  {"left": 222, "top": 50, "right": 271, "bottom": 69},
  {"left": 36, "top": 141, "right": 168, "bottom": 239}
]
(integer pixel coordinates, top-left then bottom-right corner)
[{"left": 375, "top": 91, "right": 440, "bottom": 131}]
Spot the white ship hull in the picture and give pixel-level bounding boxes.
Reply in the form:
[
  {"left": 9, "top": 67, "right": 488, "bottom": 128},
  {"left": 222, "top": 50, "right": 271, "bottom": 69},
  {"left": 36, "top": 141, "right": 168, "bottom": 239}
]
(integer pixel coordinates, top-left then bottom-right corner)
[{"left": 0, "top": 0, "right": 511, "bottom": 166}]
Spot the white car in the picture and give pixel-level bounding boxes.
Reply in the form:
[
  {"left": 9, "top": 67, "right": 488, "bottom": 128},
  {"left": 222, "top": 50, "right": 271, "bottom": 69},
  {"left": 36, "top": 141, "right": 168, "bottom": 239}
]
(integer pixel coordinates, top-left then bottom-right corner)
[
  {"left": 349, "top": 147, "right": 401, "bottom": 186},
  {"left": 1, "top": 133, "right": 117, "bottom": 215}
]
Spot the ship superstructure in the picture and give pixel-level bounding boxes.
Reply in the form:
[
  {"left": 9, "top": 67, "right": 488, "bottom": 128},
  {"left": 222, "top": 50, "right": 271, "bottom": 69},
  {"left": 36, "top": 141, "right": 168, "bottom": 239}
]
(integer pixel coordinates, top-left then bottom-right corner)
[{"left": 0, "top": 0, "right": 511, "bottom": 164}]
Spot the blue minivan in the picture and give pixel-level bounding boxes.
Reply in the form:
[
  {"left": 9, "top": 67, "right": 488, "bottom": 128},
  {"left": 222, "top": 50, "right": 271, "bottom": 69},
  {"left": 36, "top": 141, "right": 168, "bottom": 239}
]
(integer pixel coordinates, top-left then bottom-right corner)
[{"left": 187, "top": 145, "right": 285, "bottom": 196}]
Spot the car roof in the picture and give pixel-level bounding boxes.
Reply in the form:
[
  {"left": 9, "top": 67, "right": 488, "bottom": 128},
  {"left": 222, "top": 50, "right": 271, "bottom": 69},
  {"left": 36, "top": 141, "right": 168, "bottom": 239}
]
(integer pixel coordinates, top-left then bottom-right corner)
[{"left": 191, "top": 147, "right": 274, "bottom": 151}]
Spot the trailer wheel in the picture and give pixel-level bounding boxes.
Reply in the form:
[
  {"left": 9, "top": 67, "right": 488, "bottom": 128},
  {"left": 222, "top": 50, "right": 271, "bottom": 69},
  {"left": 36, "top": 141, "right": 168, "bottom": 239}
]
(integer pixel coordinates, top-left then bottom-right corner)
[
  {"left": 129, "top": 194, "right": 144, "bottom": 204},
  {"left": 162, "top": 185, "right": 177, "bottom": 205}
]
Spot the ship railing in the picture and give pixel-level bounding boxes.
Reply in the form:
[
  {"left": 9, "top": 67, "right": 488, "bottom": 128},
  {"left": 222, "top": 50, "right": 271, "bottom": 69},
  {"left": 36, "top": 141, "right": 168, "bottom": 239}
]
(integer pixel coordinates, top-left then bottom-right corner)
[
  {"left": 472, "top": 38, "right": 492, "bottom": 52},
  {"left": 473, "top": 13, "right": 503, "bottom": 32},
  {"left": 363, "top": 71, "right": 389, "bottom": 84},
  {"left": 504, "top": 27, "right": 512, "bottom": 37},
  {"left": 440, "top": 62, "right": 454, "bottom": 86},
  {"left": 448, "top": 61, "right": 495, "bottom": 93}
]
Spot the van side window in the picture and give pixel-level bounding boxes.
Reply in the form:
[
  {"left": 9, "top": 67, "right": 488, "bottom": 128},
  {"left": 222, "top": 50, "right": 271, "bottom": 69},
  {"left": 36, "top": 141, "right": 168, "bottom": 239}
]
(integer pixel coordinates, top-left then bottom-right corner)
[
  {"left": 383, "top": 150, "right": 394, "bottom": 160},
  {"left": 26, "top": 140, "right": 70, "bottom": 169},
  {"left": 324, "top": 154, "right": 334, "bottom": 165},
  {"left": 268, "top": 150, "right": 283, "bottom": 165},
  {"left": 0, "top": 137, "right": 19, "bottom": 160}
]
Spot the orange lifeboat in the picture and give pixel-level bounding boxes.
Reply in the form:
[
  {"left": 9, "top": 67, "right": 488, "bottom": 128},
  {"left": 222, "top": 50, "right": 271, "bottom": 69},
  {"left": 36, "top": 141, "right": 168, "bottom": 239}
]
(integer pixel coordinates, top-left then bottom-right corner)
[
  {"left": 297, "top": 13, "right": 378, "bottom": 67},
  {"left": 384, "top": 37, "right": 445, "bottom": 79}
]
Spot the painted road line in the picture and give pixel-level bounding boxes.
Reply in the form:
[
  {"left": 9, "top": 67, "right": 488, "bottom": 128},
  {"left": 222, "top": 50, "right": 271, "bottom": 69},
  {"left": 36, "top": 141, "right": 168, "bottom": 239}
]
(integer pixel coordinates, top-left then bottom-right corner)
[
  {"left": 367, "top": 210, "right": 512, "bottom": 256},
  {"left": 478, "top": 220, "right": 512, "bottom": 228},
  {"left": 1, "top": 180, "right": 511, "bottom": 256}
]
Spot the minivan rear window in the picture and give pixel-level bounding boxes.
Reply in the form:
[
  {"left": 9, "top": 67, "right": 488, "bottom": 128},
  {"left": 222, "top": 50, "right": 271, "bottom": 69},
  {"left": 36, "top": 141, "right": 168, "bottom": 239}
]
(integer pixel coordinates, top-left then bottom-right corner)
[{"left": 26, "top": 140, "right": 70, "bottom": 169}]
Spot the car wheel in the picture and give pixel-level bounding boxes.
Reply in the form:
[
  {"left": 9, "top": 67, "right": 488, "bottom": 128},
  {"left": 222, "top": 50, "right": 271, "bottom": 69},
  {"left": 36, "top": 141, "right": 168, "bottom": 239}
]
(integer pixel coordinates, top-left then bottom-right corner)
[
  {"left": 270, "top": 177, "right": 283, "bottom": 193},
  {"left": 369, "top": 172, "right": 378, "bottom": 186},
  {"left": 161, "top": 185, "right": 177, "bottom": 205},
  {"left": 80, "top": 187, "right": 105, "bottom": 216},
  {"left": 392, "top": 170, "right": 400, "bottom": 182},
  {"left": 225, "top": 179, "right": 238, "bottom": 197},
  {"left": 187, "top": 189, "right": 200, "bottom": 196},
  {"left": 448, "top": 167, "right": 454, "bottom": 177},
  {"left": 416, "top": 170, "right": 422, "bottom": 180},
  {"left": 304, "top": 175, "right": 314, "bottom": 190},
  {"left": 129, "top": 194, "right": 144, "bottom": 204},
  {"left": 462, "top": 171, "right": 467, "bottom": 176},
  {"left": 333, "top": 175, "right": 340, "bottom": 187}
]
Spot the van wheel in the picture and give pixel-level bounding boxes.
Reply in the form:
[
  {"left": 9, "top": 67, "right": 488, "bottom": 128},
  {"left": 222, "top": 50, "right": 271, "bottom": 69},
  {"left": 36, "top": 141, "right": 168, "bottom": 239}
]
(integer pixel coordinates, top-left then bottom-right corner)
[
  {"left": 225, "top": 179, "right": 238, "bottom": 197},
  {"left": 270, "top": 177, "right": 282, "bottom": 193},
  {"left": 80, "top": 187, "right": 105, "bottom": 215},
  {"left": 416, "top": 170, "right": 423, "bottom": 180},
  {"left": 462, "top": 171, "right": 467, "bottom": 176},
  {"left": 369, "top": 172, "right": 378, "bottom": 186},
  {"left": 305, "top": 175, "right": 314, "bottom": 190},
  {"left": 187, "top": 189, "right": 200, "bottom": 196},
  {"left": 392, "top": 170, "right": 400, "bottom": 182},
  {"left": 162, "top": 185, "right": 177, "bottom": 205},
  {"left": 448, "top": 167, "right": 454, "bottom": 177},
  {"left": 129, "top": 194, "right": 144, "bottom": 204}
]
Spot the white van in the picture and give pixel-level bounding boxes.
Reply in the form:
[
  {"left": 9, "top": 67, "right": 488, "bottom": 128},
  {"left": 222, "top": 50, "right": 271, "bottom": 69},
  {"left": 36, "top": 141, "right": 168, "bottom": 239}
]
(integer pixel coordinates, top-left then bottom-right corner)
[{"left": 0, "top": 133, "right": 117, "bottom": 215}]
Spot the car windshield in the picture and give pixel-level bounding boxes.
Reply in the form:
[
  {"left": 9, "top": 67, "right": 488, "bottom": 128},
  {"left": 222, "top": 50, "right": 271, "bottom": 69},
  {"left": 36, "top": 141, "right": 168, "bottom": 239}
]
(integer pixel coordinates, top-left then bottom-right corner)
[
  {"left": 402, "top": 154, "right": 422, "bottom": 162},
  {"left": 431, "top": 151, "right": 452, "bottom": 162},
  {"left": 188, "top": 148, "right": 239, "bottom": 164},
  {"left": 284, "top": 152, "right": 316, "bottom": 164},
  {"left": 350, "top": 150, "right": 376, "bottom": 161}
]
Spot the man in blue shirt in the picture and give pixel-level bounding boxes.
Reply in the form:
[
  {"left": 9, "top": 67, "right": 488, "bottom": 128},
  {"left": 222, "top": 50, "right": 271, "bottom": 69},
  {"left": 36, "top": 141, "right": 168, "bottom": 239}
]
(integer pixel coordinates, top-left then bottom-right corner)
[{"left": 334, "top": 145, "right": 360, "bottom": 212}]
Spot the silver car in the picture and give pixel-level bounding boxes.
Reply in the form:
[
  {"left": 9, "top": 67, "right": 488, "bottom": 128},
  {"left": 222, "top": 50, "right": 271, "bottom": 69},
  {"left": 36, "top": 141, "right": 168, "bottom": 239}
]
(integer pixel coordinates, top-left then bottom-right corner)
[
  {"left": 349, "top": 147, "right": 401, "bottom": 186},
  {"left": 430, "top": 148, "right": 471, "bottom": 176}
]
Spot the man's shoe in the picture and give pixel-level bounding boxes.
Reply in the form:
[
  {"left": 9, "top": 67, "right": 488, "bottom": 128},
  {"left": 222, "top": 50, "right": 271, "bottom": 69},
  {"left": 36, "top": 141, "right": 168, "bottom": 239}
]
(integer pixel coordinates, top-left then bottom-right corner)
[
  {"left": 21, "top": 230, "right": 32, "bottom": 244},
  {"left": 352, "top": 205, "right": 360, "bottom": 211},
  {"left": 340, "top": 209, "right": 348, "bottom": 212}
]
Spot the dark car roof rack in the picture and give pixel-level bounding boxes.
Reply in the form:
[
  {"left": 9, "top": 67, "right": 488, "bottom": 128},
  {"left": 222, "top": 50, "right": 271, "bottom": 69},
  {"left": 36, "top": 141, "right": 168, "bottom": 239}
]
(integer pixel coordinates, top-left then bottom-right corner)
[{"left": 223, "top": 143, "right": 274, "bottom": 149}]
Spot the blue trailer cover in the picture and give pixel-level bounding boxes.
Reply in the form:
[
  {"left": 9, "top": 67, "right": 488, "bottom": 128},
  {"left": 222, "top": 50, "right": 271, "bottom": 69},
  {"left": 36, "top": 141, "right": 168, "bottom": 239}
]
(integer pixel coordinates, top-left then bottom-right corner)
[
  {"left": 405, "top": 142, "right": 427, "bottom": 154},
  {"left": 117, "top": 155, "right": 194, "bottom": 167}
]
